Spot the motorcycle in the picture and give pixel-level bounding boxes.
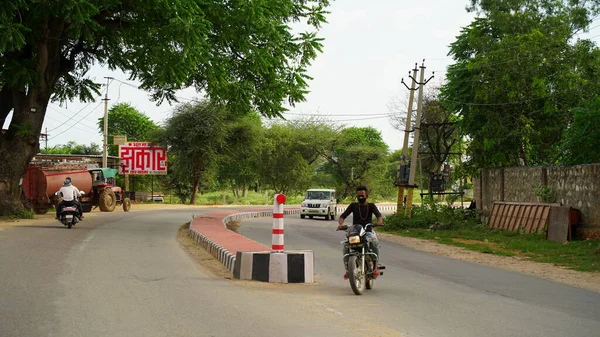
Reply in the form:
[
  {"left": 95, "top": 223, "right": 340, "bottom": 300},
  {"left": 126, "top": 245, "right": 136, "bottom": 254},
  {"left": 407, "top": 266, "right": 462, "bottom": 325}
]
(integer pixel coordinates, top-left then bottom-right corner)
[
  {"left": 55, "top": 191, "right": 85, "bottom": 229},
  {"left": 339, "top": 223, "right": 385, "bottom": 295}
]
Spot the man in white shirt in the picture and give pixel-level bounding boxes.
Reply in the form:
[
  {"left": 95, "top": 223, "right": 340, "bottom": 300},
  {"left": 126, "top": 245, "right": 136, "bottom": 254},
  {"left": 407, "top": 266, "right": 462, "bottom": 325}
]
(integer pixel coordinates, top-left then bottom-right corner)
[{"left": 55, "top": 177, "right": 84, "bottom": 220}]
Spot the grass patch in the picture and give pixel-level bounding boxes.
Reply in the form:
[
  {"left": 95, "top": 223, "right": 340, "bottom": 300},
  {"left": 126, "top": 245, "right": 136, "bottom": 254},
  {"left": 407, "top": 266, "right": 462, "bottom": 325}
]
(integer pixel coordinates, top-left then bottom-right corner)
[
  {"left": 155, "top": 191, "right": 307, "bottom": 206},
  {"left": 382, "top": 200, "right": 600, "bottom": 272},
  {"left": 10, "top": 208, "right": 35, "bottom": 219}
]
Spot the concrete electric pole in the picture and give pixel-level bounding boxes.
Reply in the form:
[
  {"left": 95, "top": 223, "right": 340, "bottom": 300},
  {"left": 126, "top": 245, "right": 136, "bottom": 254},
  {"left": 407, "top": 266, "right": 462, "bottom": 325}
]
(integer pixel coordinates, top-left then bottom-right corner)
[
  {"left": 396, "top": 64, "right": 419, "bottom": 212},
  {"left": 405, "top": 61, "right": 434, "bottom": 218},
  {"left": 102, "top": 77, "right": 113, "bottom": 168}
]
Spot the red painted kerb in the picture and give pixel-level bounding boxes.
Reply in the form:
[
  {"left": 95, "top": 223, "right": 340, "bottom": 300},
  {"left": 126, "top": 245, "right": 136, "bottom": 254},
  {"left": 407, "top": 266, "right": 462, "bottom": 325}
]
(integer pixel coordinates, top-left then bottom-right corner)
[{"left": 190, "top": 210, "right": 270, "bottom": 255}]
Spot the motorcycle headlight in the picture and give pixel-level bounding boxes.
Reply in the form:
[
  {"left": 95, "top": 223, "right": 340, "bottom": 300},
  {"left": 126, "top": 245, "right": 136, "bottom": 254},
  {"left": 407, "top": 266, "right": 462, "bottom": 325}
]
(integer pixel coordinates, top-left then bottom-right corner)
[{"left": 348, "top": 236, "right": 361, "bottom": 244}]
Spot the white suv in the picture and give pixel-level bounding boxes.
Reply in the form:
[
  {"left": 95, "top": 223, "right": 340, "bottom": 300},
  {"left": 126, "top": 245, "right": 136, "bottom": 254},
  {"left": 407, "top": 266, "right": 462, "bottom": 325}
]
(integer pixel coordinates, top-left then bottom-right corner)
[{"left": 300, "top": 189, "right": 337, "bottom": 220}]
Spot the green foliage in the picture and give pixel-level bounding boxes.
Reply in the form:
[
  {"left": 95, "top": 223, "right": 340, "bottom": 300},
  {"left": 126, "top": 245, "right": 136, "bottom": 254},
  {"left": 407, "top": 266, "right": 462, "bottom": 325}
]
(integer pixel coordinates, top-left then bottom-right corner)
[
  {"left": 384, "top": 199, "right": 477, "bottom": 231},
  {"left": 1, "top": 0, "right": 331, "bottom": 116},
  {"left": 533, "top": 184, "right": 555, "bottom": 203},
  {"left": 40, "top": 141, "right": 101, "bottom": 155},
  {"left": 442, "top": 0, "right": 600, "bottom": 171},
  {"left": 10, "top": 208, "right": 35, "bottom": 219},
  {"left": 217, "top": 113, "right": 263, "bottom": 197},
  {"left": 321, "top": 127, "right": 390, "bottom": 198},
  {"left": 383, "top": 213, "right": 600, "bottom": 272},
  {"left": 158, "top": 100, "right": 258, "bottom": 203},
  {"left": 0, "top": 0, "right": 331, "bottom": 216},
  {"left": 97, "top": 103, "right": 159, "bottom": 156},
  {"left": 256, "top": 124, "right": 313, "bottom": 194},
  {"left": 164, "top": 172, "right": 195, "bottom": 204},
  {"left": 557, "top": 97, "right": 600, "bottom": 164}
]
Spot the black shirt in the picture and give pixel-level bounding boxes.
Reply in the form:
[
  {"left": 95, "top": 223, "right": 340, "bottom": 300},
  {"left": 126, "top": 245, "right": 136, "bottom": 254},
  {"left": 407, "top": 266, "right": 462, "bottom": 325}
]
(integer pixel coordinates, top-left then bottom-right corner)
[{"left": 340, "top": 202, "right": 382, "bottom": 232}]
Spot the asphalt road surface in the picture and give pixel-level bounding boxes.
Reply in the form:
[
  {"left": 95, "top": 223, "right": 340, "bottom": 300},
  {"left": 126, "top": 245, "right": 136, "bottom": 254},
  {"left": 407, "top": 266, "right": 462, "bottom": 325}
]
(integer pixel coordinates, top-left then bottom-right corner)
[
  {"left": 1, "top": 207, "right": 599, "bottom": 337},
  {"left": 238, "top": 214, "right": 600, "bottom": 337}
]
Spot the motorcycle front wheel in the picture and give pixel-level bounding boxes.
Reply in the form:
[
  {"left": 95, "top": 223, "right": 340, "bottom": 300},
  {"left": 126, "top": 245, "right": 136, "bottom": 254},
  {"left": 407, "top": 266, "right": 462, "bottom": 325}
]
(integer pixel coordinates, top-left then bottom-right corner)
[
  {"left": 366, "top": 259, "right": 375, "bottom": 290},
  {"left": 348, "top": 255, "right": 365, "bottom": 295}
]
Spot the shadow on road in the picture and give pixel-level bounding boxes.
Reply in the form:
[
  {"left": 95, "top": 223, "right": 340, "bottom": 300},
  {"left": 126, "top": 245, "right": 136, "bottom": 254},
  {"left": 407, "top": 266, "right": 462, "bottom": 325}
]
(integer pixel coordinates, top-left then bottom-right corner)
[{"left": 17, "top": 225, "right": 92, "bottom": 230}]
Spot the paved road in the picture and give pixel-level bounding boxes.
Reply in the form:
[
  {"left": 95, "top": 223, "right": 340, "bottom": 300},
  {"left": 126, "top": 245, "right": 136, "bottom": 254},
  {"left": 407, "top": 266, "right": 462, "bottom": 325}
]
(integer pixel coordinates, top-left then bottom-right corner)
[
  {"left": 2, "top": 208, "right": 599, "bottom": 337},
  {"left": 0, "top": 208, "right": 405, "bottom": 337},
  {"left": 238, "top": 214, "right": 600, "bottom": 337}
]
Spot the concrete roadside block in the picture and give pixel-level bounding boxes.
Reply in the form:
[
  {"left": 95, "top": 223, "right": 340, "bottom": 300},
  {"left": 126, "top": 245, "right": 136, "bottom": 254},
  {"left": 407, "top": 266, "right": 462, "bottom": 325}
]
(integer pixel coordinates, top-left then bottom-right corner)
[{"left": 233, "top": 251, "right": 314, "bottom": 283}]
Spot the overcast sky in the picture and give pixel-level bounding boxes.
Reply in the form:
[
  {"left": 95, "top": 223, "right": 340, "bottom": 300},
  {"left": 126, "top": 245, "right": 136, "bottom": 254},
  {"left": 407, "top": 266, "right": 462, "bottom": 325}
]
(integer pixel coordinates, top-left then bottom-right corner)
[{"left": 9, "top": 0, "right": 600, "bottom": 152}]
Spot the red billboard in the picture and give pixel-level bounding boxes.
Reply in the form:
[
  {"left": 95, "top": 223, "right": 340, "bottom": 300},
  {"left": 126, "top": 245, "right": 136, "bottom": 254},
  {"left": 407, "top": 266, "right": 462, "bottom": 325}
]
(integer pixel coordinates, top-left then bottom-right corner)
[{"left": 119, "top": 142, "right": 167, "bottom": 175}]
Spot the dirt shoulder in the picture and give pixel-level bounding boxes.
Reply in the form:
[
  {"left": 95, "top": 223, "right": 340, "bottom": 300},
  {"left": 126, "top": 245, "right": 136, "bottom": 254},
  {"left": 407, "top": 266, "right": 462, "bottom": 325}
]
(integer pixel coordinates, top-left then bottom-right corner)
[
  {"left": 176, "top": 223, "right": 233, "bottom": 279},
  {"left": 378, "top": 232, "right": 600, "bottom": 293}
]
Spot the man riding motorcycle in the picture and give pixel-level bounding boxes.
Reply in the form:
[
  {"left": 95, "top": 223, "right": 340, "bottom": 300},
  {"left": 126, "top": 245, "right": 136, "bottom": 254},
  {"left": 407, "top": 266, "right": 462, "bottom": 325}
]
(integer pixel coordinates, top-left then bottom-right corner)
[
  {"left": 337, "top": 185, "right": 383, "bottom": 279},
  {"left": 55, "top": 177, "right": 84, "bottom": 221}
]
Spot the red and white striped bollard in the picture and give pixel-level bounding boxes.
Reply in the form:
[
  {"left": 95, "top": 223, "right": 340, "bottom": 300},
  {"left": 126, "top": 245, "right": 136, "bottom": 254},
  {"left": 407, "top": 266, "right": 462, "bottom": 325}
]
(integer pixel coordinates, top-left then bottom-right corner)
[{"left": 272, "top": 194, "right": 286, "bottom": 252}]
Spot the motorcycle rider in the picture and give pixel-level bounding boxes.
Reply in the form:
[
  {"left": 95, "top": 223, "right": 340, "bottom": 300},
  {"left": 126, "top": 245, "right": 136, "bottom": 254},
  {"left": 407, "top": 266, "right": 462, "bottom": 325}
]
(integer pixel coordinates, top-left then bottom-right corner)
[
  {"left": 337, "top": 185, "right": 383, "bottom": 279},
  {"left": 55, "top": 177, "right": 84, "bottom": 220}
]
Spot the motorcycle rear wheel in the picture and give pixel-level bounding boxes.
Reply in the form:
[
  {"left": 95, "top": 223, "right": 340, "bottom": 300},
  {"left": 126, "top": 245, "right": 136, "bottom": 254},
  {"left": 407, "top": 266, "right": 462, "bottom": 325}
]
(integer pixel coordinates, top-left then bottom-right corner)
[{"left": 348, "top": 256, "right": 365, "bottom": 295}]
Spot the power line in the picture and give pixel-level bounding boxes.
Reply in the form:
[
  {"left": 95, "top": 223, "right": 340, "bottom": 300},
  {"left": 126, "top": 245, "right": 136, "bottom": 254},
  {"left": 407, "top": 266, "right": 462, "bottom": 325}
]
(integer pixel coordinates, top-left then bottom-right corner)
[
  {"left": 111, "top": 78, "right": 196, "bottom": 103},
  {"left": 47, "top": 101, "right": 104, "bottom": 141},
  {"left": 46, "top": 98, "right": 101, "bottom": 132},
  {"left": 47, "top": 105, "right": 98, "bottom": 132}
]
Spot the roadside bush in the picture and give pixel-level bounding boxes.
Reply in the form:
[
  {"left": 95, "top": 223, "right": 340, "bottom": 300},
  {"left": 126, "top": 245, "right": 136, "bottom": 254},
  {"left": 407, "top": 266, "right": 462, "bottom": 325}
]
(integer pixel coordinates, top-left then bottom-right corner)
[
  {"left": 12, "top": 208, "right": 35, "bottom": 219},
  {"left": 383, "top": 199, "right": 477, "bottom": 231}
]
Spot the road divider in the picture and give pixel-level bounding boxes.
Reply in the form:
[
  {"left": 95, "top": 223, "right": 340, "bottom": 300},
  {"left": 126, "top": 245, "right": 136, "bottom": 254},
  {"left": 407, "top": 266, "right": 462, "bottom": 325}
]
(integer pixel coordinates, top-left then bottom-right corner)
[
  {"left": 189, "top": 203, "right": 395, "bottom": 283},
  {"left": 189, "top": 207, "right": 315, "bottom": 283}
]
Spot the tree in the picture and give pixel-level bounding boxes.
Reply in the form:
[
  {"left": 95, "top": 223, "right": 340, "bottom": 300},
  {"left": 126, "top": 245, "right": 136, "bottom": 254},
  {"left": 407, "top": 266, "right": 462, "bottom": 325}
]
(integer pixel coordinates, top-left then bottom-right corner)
[
  {"left": 322, "top": 127, "right": 390, "bottom": 199},
  {"left": 97, "top": 103, "right": 159, "bottom": 156},
  {"left": 159, "top": 101, "right": 232, "bottom": 204},
  {"left": 389, "top": 86, "right": 460, "bottom": 178},
  {"left": 256, "top": 124, "right": 313, "bottom": 194},
  {"left": 557, "top": 97, "right": 600, "bottom": 164},
  {"left": 217, "top": 113, "right": 263, "bottom": 198},
  {"left": 419, "top": 92, "right": 459, "bottom": 174},
  {"left": 40, "top": 141, "right": 101, "bottom": 155},
  {"left": 0, "top": 0, "right": 330, "bottom": 214},
  {"left": 441, "top": 0, "right": 600, "bottom": 171}
]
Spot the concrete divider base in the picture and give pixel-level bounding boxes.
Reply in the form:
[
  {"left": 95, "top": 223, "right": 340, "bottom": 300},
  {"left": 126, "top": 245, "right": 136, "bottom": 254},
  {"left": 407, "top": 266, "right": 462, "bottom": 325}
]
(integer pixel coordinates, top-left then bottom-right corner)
[{"left": 233, "top": 251, "right": 314, "bottom": 283}]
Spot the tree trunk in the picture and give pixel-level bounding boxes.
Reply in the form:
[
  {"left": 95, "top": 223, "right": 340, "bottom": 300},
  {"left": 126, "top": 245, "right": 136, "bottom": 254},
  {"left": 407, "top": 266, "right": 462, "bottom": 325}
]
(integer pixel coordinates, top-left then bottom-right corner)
[
  {"left": 0, "top": 16, "right": 67, "bottom": 215},
  {"left": 190, "top": 176, "right": 199, "bottom": 205},
  {"left": 0, "top": 93, "right": 52, "bottom": 215},
  {"left": 242, "top": 187, "right": 248, "bottom": 197},
  {"left": 0, "top": 135, "right": 40, "bottom": 215}
]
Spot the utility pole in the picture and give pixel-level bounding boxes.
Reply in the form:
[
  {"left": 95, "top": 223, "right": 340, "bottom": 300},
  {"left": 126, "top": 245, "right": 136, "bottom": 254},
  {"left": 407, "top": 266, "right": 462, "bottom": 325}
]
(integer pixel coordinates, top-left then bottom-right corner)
[
  {"left": 102, "top": 77, "right": 112, "bottom": 168},
  {"left": 405, "top": 60, "right": 434, "bottom": 218},
  {"left": 39, "top": 127, "right": 49, "bottom": 150},
  {"left": 396, "top": 64, "right": 419, "bottom": 212}
]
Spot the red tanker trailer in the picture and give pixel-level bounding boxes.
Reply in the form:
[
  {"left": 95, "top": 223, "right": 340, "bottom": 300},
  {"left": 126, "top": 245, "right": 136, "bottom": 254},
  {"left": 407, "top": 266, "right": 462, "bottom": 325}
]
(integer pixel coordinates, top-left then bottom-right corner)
[{"left": 21, "top": 164, "right": 131, "bottom": 214}]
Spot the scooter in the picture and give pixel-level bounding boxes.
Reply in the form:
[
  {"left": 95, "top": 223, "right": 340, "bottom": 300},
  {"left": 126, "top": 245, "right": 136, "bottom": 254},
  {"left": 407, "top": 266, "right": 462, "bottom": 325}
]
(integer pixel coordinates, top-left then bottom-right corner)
[{"left": 55, "top": 191, "right": 85, "bottom": 229}]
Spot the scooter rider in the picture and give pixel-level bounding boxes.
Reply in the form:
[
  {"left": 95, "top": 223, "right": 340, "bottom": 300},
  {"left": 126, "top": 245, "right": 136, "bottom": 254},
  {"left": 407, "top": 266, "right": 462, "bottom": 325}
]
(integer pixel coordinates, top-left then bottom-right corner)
[
  {"left": 55, "top": 177, "right": 84, "bottom": 220},
  {"left": 337, "top": 185, "right": 383, "bottom": 279}
]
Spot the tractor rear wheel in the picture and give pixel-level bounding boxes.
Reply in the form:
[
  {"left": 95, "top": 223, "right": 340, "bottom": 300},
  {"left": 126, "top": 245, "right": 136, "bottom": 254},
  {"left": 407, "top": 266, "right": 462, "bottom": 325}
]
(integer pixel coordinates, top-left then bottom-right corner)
[{"left": 99, "top": 189, "right": 117, "bottom": 212}]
